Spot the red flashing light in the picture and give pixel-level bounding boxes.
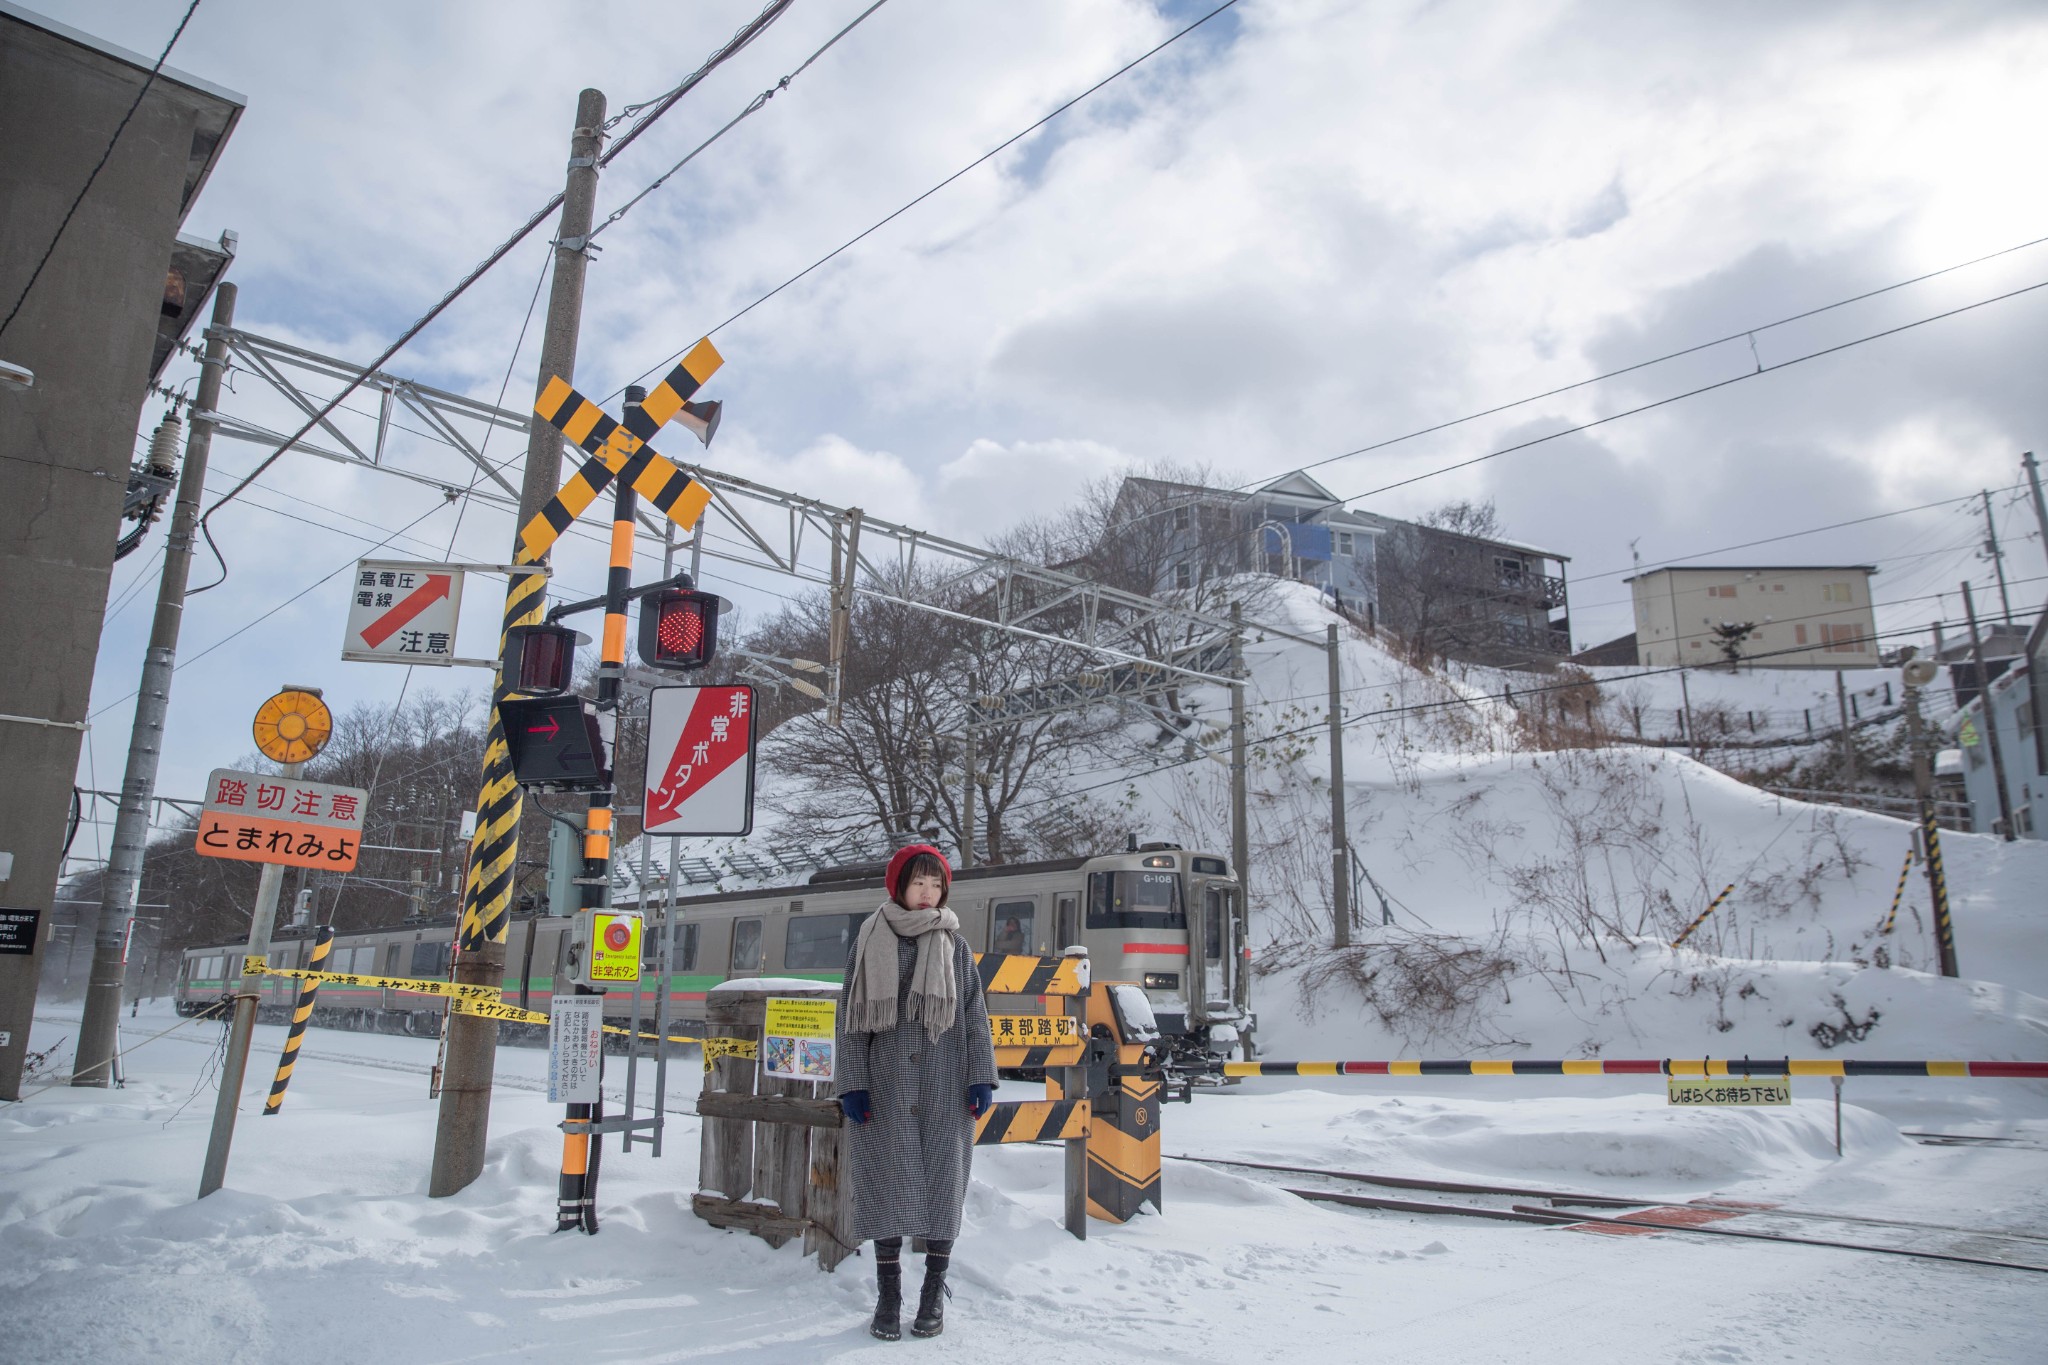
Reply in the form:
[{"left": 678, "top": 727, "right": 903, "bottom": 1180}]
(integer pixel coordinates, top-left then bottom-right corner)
[{"left": 639, "top": 589, "right": 719, "bottom": 671}]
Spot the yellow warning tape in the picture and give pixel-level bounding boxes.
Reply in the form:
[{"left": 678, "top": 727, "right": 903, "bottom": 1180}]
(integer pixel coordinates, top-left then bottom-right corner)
[
  {"left": 247, "top": 959, "right": 502, "bottom": 1003},
  {"left": 703, "top": 1037, "right": 759, "bottom": 1068},
  {"left": 446, "top": 997, "right": 706, "bottom": 1047}
]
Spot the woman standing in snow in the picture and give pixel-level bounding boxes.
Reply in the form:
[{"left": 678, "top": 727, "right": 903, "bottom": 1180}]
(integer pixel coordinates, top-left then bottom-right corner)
[{"left": 835, "top": 844, "right": 998, "bottom": 1341}]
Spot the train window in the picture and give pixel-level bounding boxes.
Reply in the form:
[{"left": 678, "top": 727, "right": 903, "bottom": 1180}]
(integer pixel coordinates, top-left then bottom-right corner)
[
  {"left": 784, "top": 912, "right": 871, "bottom": 970},
  {"left": 410, "top": 941, "right": 448, "bottom": 977},
  {"left": 385, "top": 943, "right": 403, "bottom": 976},
  {"left": 677, "top": 923, "right": 699, "bottom": 973},
  {"left": 731, "top": 918, "right": 765, "bottom": 974},
  {"left": 989, "top": 901, "right": 1034, "bottom": 955},
  {"left": 1192, "top": 856, "right": 1227, "bottom": 875},
  {"left": 1086, "top": 871, "right": 1186, "bottom": 930}
]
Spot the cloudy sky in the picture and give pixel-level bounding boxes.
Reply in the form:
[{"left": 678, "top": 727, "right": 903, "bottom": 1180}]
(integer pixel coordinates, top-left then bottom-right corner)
[{"left": 45, "top": 0, "right": 2048, "bottom": 835}]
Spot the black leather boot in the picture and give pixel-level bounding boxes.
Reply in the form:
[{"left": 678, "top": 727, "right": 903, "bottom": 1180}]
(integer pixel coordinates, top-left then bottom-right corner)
[
  {"left": 911, "top": 1241, "right": 952, "bottom": 1338},
  {"left": 870, "top": 1261, "right": 902, "bottom": 1341}
]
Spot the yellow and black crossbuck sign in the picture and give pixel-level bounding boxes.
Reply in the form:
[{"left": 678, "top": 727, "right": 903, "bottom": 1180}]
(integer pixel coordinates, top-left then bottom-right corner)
[
  {"left": 974, "top": 951, "right": 1087, "bottom": 997},
  {"left": 518, "top": 338, "right": 724, "bottom": 560}
]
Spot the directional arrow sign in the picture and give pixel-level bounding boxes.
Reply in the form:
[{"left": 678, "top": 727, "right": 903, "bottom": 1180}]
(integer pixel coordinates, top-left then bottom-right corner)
[{"left": 342, "top": 559, "right": 465, "bottom": 666}]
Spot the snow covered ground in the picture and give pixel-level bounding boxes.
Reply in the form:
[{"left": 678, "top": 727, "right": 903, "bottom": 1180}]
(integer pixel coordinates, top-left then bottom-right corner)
[{"left": 4, "top": 1001, "right": 2044, "bottom": 1363}]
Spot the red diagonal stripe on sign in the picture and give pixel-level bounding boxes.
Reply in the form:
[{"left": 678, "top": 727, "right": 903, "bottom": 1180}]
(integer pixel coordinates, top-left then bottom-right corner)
[
  {"left": 647, "top": 687, "right": 749, "bottom": 826},
  {"left": 358, "top": 574, "right": 452, "bottom": 649}
]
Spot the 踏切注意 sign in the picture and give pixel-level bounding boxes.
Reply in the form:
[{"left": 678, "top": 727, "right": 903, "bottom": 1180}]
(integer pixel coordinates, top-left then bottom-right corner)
[{"left": 194, "top": 768, "right": 368, "bottom": 871}]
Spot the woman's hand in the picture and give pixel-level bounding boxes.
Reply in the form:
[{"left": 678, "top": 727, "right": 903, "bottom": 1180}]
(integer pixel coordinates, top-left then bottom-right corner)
[
  {"left": 839, "top": 1090, "right": 871, "bottom": 1125},
  {"left": 966, "top": 1083, "right": 994, "bottom": 1119}
]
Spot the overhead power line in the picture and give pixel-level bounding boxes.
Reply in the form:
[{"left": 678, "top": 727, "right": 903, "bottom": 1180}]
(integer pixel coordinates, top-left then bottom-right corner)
[
  {"left": 612, "top": 0, "right": 1247, "bottom": 401},
  {"left": 187, "top": 0, "right": 798, "bottom": 595},
  {"left": 1337, "top": 276, "right": 2048, "bottom": 507},
  {"left": 0, "top": 0, "right": 203, "bottom": 339}
]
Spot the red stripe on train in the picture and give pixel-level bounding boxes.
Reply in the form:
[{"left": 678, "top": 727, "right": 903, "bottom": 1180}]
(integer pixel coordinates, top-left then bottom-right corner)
[{"left": 1121, "top": 942, "right": 1189, "bottom": 955}]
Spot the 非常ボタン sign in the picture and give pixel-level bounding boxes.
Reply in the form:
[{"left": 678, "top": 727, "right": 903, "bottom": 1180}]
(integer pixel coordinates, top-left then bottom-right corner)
[
  {"left": 343, "top": 559, "right": 463, "bottom": 665},
  {"left": 643, "top": 684, "right": 756, "bottom": 836},
  {"left": 763, "top": 996, "right": 835, "bottom": 1082},
  {"left": 194, "top": 768, "right": 368, "bottom": 871},
  {"left": 1667, "top": 1075, "right": 1791, "bottom": 1107},
  {"left": 580, "top": 909, "right": 642, "bottom": 986}
]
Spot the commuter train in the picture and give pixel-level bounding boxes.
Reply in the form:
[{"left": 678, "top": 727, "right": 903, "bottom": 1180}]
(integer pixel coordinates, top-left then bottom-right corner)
[{"left": 175, "top": 842, "right": 1255, "bottom": 1070}]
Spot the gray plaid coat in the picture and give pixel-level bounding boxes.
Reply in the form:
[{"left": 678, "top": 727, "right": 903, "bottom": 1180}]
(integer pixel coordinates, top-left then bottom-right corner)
[{"left": 835, "top": 925, "right": 998, "bottom": 1243}]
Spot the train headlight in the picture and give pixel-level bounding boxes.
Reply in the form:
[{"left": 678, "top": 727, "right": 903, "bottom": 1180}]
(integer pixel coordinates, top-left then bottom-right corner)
[{"left": 1142, "top": 972, "right": 1180, "bottom": 991}]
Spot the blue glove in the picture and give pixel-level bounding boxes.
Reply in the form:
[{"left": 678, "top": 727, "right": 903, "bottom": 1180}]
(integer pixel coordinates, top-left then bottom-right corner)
[
  {"left": 967, "top": 1083, "right": 994, "bottom": 1119},
  {"left": 839, "top": 1090, "right": 871, "bottom": 1125}
]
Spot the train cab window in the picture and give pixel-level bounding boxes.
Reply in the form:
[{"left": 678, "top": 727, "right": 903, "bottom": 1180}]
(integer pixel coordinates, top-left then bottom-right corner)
[
  {"left": 731, "top": 918, "right": 765, "bottom": 974},
  {"left": 1086, "top": 871, "right": 1186, "bottom": 930},
  {"left": 783, "top": 912, "right": 871, "bottom": 970},
  {"left": 989, "top": 900, "right": 1034, "bottom": 955}
]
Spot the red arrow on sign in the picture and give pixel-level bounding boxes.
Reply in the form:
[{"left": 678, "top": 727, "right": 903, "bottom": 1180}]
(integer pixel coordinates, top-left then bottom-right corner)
[
  {"left": 358, "top": 574, "right": 453, "bottom": 649},
  {"left": 527, "top": 713, "right": 560, "bottom": 740}
]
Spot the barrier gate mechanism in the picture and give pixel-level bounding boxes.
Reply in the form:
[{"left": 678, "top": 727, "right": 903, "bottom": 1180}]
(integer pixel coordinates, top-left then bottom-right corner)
[{"left": 695, "top": 950, "right": 1170, "bottom": 1271}]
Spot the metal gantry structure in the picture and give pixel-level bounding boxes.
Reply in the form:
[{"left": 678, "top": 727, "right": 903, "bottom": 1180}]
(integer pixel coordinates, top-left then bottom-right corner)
[{"left": 191, "top": 323, "right": 1356, "bottom": 935}]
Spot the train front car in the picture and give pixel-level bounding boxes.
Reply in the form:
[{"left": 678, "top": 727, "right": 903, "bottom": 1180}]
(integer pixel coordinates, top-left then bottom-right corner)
[{"left": 1078, "top": 844, "right": 1251, "bottom": 1074}]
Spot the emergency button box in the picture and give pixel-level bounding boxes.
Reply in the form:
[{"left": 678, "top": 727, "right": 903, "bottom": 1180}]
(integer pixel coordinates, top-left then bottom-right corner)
[{"left": 568, "top": 908, "right": 642, "bottom": 988}]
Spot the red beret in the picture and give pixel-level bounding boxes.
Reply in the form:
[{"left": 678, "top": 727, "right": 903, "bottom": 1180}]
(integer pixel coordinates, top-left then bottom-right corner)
[{"left": 885, "top": 843, "right": 951, "bottom": 900}]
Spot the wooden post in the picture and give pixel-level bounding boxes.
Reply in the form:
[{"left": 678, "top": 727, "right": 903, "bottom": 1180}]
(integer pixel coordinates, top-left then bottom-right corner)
[{"left": 700, "top": 993, "right": 759, "bottom": 1202}]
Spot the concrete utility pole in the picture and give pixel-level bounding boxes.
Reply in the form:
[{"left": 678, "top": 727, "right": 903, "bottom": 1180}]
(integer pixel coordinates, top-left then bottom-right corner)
[
  {"left": 960, "top": 727, "right": 977, "bottom": 870},
  {"left": 2021, "top": 453, "right": 2048, "bottom": 583},
  {"left": 1960, "top": 581, "right": 2017, "bottom": 842},
  {"left": 1978, "top": 490, "right": 2014, "bottom": 628},
  {"left": 1325, "top": 624, "right": 1350, "bottom": 950},
  {"left": 74, "top": 283, "right": 236, "bottom": 1088},
  {"left": 1228, "top": 602, "right": 1250, "bottom": 938},
  {"left": 430, "top": 89, "right": 605, "bottom": 1199},
  {"left": 825, "top": 508, "right": 863, "bottom": 728},
  {"left": 199, "top": 757, "right": 299, "bottom": 1197}
]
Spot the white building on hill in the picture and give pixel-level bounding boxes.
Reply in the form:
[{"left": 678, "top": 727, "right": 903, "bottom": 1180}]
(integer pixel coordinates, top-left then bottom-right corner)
[{"left": 1626, "top": 565, "right": 1879, "bottom": 669}]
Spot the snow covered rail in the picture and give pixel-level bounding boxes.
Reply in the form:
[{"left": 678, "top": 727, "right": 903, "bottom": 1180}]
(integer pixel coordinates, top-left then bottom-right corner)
[{"left": 1207, "top": 1058, "right": 2048, "bottom": 1078}]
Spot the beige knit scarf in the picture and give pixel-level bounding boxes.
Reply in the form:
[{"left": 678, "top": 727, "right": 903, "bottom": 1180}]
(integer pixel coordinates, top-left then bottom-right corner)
[{"left": 844, "top": 900, "right": 960, "bottom": 1042}]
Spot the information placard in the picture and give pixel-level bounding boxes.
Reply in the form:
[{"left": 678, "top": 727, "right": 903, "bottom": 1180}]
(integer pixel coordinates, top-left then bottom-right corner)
[
  {"left": 548, "top": 994, "right": 603, "bottom": 1103},
  {"left": 763, "top": 996, "right": 836, "bottom": 1082},
  {"left": 0, "top": 908, "right": 40, "bottom": 955}
]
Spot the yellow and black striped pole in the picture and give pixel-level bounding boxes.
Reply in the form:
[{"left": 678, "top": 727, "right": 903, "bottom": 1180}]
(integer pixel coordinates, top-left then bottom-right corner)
[
  {"left": 1670, "top": 883, "right": 1736, "bottom": 950},
  {"left": 1878, "top": 845, "right": 1915, "bottom": 937},
  {"left": 556, "top": 387, "right": 643, "bottom": 1235},
  {"left": 262, "top": 926, "right": 333, "bottom": 1114},
  {"left": 1922, "top": 805, "right": 1959, "bottom": 977}
]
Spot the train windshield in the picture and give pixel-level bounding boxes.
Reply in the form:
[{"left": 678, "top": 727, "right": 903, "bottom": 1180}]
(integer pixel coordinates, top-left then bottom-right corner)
[{"left": 1086, "top": 871, "right": 1186, "bottom": 930}]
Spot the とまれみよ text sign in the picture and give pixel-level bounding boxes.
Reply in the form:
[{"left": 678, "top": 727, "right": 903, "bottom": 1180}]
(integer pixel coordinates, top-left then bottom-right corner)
[
  {"left": 194, "top": 768, "right": 368, "bottom": 872},
  {"left": 642, "top": 685, "right": 756, "bottom": 836},
  {"left": 342, "top": 559, "right": 463, "bottom": 666}
]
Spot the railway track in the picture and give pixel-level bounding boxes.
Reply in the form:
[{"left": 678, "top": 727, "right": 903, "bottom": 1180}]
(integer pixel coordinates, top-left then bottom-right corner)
[{"left": 1165, "top": 1152, "right": 2048, "bottom": 1275}]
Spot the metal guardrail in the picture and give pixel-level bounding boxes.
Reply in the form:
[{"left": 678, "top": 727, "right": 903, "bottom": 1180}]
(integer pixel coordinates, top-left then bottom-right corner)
[{"left": 1762, "top": 786, "right": 1972, "bottom": 831}]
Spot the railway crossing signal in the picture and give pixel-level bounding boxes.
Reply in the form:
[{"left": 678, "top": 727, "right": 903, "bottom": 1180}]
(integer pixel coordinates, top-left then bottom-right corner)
[
  {"left": 500, "top": 695, "right": 609, "bottom": 793},
  {"left": 638, "top": 586, "right": 721, "bottom": 671},
  {"left": 517, "top": 339, "right": 725, "bottom": 562}
]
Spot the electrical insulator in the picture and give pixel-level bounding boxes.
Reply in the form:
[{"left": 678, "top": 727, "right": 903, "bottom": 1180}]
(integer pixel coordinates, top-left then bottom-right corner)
[{"left": 146, "top": 413, "right": 183, "bottom": 477}]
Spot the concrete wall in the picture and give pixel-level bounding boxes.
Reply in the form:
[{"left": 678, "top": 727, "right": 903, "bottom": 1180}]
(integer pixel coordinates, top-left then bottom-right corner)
[
  {"left": 0, "top": 13, "right": 238, "bottom": 1097},
  {"left": 1631, "top": 567, "right": 1879, "bottom": 669}
]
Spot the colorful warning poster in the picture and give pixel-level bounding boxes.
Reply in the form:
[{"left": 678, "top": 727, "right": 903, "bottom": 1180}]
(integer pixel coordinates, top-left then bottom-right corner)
[{"left": 763, "top": 996, "right": 836, "bottom": 1082}]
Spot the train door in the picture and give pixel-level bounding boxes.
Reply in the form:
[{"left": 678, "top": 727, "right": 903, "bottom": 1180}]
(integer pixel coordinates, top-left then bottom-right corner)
[
  {"left": 1054, "top": 894, "right": 1079, "bottom": 954},
  {"left": 1201, "top": 884, "right": 1237, "bottom": 1010},
  {"left": 987, "top": 898, "right": 1036, "bottom": 956},
  {"left": 730, "top": 917, "right": 765, "bottom": 976}
]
